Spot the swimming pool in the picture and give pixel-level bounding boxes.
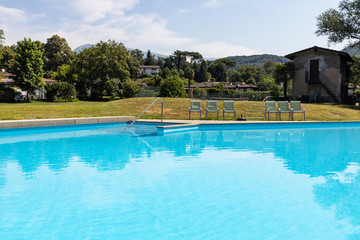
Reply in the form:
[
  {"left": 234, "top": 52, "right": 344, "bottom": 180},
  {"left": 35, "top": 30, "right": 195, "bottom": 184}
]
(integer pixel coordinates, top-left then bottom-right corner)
[{"left": 1, "top": 122, "right": 360, "bottom": 239}]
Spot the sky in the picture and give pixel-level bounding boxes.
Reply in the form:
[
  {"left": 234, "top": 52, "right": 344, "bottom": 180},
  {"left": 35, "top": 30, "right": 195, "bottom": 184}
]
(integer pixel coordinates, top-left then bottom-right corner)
[{"left": 0, "top": 0, "right": 348, "bottom": 58}]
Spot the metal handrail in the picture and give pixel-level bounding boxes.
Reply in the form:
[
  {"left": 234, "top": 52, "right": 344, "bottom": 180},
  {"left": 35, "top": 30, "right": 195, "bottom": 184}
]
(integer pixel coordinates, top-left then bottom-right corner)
[{"left": 127, "top": 97, "right": 163, "bottom": 128}]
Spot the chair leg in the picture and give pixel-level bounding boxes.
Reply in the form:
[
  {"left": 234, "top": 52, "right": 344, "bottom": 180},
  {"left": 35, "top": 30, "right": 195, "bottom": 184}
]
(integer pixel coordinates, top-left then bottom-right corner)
[
  {"left": 223, "top": 111, "right": 225, "bottom": 120},
  {"left": 200, "top": 111, "right": 202, "bottom": 120},
  {"left": 234, "top": 110, "right": 236, "bottom": 120},
  {"left": 217, "top": 110, "right": 219, "bottom": 120},
  {"left": 189, "top": 110, "right": 191, "bottom": 120},
  {"left": 206, "top": 111, "right": 207, "bottom": 120}
]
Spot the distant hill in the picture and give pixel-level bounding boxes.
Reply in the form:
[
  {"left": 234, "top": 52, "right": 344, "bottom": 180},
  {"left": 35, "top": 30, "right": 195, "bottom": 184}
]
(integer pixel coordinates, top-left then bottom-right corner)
[
  {"left": 226, "top": 54, "right": 289, "bottom": 67},
  {"left": 342, "top": 46, "right": 360, "bottom": 57},
  {"left": 73, "top": 44, "right": 168, "bottom": 59},
  {"left": 73, "top": 44, "right": 94, "bottom": 53}
]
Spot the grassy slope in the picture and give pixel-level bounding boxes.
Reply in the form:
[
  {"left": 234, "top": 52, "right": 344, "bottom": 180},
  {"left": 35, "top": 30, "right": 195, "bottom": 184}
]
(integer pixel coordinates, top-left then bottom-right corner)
[{"left": 1, "top": 98, "right": 360, "bottom": 121}]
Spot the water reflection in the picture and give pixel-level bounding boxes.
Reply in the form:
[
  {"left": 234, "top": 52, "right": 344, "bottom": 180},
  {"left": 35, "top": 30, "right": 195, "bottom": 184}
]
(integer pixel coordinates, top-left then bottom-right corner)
[{"left": 1, "top": 123, "right": 360, "bottom": 238}]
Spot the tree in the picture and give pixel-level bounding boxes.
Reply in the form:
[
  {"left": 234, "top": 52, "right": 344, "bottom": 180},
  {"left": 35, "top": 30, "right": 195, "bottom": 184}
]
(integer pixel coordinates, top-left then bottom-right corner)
[
  {"left": 213, "top": 58, "right": 236, "bottom": 82},
  {"left": 144, "top": 50, "right": 157, "bottom": 65},
  {"left": 349, "top": 56, "right": 360, "bottom": 85},
  {"left": 171, "top": 50, "right": 186, "bottom": 72},
  {"left": 198, "top": 60, "right": 209, "bottom": 82},
  {"left": 0, "top": 46, "right": 16, "bottom": 72},
  {"left": 208, "top": 61, "right": 227, "bottom": 82},
  {"left": 13, "top": 38, "right": 45, "bottom": 99},
  {"left": 184, "top": 67, "right": 195, "bottom": 97},
  {"left": 159, "top": 76, "right": 185, "bottom": 97},
  {"left": 316, "top": 0, "right": 360, "bottom": 47},
  {"left": 273, "top": 62, "right": 294, "bottom": 98},
  {"left": 130, "top": 49, "right": 144, "bottom": 63},
  {"left": 75, "top": 40, "right": 138, "bottom": 99},
  {"left": 43, "top": 35, "right": 74, "bottom": 74},
  {"left": 0, "top": 23, "right": 4, "bottom": 48}
]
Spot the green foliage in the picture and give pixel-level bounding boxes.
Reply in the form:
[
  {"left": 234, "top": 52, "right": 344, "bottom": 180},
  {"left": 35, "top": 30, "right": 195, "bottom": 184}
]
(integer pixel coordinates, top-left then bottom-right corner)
[
  {"left": 45, "top": 82, "right": 77, "bottom": 102},
  {"left": 104, "top": 78, "right": 122, "bottom": 99},
  {"left": 159, "top": 76, "right": 185, "bottom": 97},
  {"left": 316, "top": 0, "right": 360, "bottom": 47},
  {"left": 0, "top": 85, "right": 17, "bottom": 103},
  {"left": 208, "top": 62, "right": 227, "bottom": 82},
  {"left": 144, "top": 75, "right": 163, "bottom": 86},
  {"left": 349, "top": 56, "right": 360, "bottom": 85},
  {"left": 197, "top": 60, "right": 209, "bottom": 82},
  {"left": 75, "top": 40, "right": 138, "bottom": 99},
  {"left": 121, "top": 79, "right": 140, "bottom": 98},
  {"left": 0, "top": 23, "right": 4, "bottom": 47},
  {"left": 144, "top": 50, "right": 157, "bottom": 65},
  {"left": 13, "top": 38, "right": 45, "bottom": 96},
  {"left": 130, "top": 49, "right": 144, "bottom": 63},
  {"left": 53, "top": 64, "right": 78, "bottom": 84},
  {"left": 273, "top": 62, "right": 294, "bottom": 97},
  {"left": 0, "top": 46, "right": 16, "bottom": 72},
  {"left": 43, "top": 35, "right": 74, "bottom": 73}
]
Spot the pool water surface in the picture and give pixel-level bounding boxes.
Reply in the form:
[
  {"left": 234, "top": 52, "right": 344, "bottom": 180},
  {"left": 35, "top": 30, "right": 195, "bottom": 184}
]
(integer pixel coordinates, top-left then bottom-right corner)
[{"left": 1, "top": 122, "right": 360, "bottom": 239}]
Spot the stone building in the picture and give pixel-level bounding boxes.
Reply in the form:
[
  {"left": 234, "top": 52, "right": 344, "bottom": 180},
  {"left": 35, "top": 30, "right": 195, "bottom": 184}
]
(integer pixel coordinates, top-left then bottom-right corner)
[{"left": 285, "top": 46, "right": 353, "bottom": 103}]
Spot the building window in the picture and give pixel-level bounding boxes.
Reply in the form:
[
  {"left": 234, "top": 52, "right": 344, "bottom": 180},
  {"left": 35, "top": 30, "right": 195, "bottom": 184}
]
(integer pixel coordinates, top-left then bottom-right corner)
[{"left": 308, "top": 59, "right": 320, "bottom": 82}]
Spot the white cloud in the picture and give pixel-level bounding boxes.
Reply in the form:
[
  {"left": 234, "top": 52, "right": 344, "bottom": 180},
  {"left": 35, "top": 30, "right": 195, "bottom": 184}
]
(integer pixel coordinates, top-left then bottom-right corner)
[
  {"left": 203, "top": 0, "right": 223, "bottom": 8},
  {"left": 1, "top": 1, "right": 258, "bottom": 58},
  {"left": 193, "top": 41, "right": 259, "bottom": 58},
  {"left": 69, "top": 0, "right": 139, "bottom": 23},
  {"left": 0, "top": 6, "right": 28, "bottom": 22}
]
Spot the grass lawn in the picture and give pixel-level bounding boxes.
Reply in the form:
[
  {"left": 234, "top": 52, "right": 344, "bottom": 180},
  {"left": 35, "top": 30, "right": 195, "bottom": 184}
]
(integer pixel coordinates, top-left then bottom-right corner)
[{"left": 1, "top": 97, "right": 360, "bottom": 121}]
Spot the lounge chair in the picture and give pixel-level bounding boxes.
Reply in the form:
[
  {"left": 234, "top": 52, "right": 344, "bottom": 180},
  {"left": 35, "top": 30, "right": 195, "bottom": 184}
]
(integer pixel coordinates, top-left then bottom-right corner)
[
  {"left": 206, "top": 100, "right": 219, "bottom": 120},
  {"left": 223, "top": 100, "right": 236, "bottom": 120},
  {"left": 310, "top": 92, "right": 318, "bottom": 103},
  {"left": 290, "top": 101, "right": 305, "bottom": 121},
  {"left": 189, "top": 100, "right": 202, "bottom": 120},
  {"left": 265, "top": 101, "right": 278, "bottom": 120},
  {"left": 278, "top": 101, "right": 291, "bottom": 121}
]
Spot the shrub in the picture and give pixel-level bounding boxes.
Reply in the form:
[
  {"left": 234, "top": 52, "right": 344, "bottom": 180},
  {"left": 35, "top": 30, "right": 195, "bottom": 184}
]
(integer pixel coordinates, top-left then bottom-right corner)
[
  {"left": 104, "top": 78, "right": 122, "bottom": 99},
  {"left": 45, "top": 82, "right": 77, "bottom": 102},
  {"left": 0, "top": 85, "right": 19, "bottom": 103},
  {"left": 159, "top": 76, "right": 185, "bottom": 97},
  {"left": 121, "top": 80, "right": 140, "bottom": 98}
]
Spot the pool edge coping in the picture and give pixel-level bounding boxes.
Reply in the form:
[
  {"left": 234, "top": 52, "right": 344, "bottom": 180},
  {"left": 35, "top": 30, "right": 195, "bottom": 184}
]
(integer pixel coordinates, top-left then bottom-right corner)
[
  {"left": 0, "top": 116, "right": 135, "bottom": 129},
  {"left": 1, "top": 117, "right": 360, "bottom": 129}
]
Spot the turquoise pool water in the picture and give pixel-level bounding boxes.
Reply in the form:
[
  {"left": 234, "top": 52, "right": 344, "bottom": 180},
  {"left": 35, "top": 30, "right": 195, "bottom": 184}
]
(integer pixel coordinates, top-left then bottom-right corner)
[{"left": 1, "top": 122, "right": 360, "bottom": 239}]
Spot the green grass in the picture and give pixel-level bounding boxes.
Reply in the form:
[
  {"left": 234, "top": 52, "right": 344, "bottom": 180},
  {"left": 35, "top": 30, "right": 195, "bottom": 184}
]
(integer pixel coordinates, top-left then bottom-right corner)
[{"left": 1, "top": 98, "right": 360, "bottom": 121}]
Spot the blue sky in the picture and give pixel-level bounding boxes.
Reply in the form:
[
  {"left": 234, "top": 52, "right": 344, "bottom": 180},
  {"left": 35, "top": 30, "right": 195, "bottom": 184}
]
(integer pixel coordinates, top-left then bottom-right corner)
[{"left": 0, "top": 0, "right": 346, "bottom": 58}]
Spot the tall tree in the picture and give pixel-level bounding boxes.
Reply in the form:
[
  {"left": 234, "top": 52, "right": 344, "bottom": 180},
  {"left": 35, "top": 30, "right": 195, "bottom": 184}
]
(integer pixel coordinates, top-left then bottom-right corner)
[
  {"left": 75, "top": 40, "right": 138, "bottom": 99},
  {"left": 198, "top": 60, "right": 209, "bottom": 82},
  {"left": 213, "top": 58, "right": 236, "bottom": 82},
  {"left": 316, "top": 0, "right": 360, "bottom": 47},
  {"left": 273, "top": 62, "right": 294, "bottom": 98},
  {"left": 144, "top": 50, "right": 157, "bottom": 65},
  {"left": 130, "top": 49, "right": 144, "bottom": 63},
  {"left": 0, "top": 46, "right": 16, "bottom": 72},
  {"left": 171, "top": 50, "right": 186, "bottom": 72},
  {"left": 0, "top": 23, "right": 4, "bottom": 48},
  {"left": 43, "top": 35, "right": 74, "bottom": 74},
  {"left": 208, "top": 61, "right": 227, "bottom": 82},
  {"left": 13, "top": 38, "right": 45, "bottom": 98}
]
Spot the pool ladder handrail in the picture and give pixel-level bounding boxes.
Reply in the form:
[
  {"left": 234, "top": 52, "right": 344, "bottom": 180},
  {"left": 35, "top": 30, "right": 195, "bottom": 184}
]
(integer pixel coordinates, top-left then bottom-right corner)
[{"left": 127, "top": 97, "right": 163, "bottom": 128}]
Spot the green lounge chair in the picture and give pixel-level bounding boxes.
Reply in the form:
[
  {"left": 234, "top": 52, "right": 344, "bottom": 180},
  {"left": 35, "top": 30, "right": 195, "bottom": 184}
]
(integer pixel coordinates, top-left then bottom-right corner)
[
  {"left": 206, "top": 100, "right": 219, "bottom": 120},
  {"left": 290, "top": 101, "right": 305, "bottom": 121},
  {"left": 278, "top": 101, "right": 291, "bottom": 121},
  {"left": 189, "top": 100, "right": 202, "bottom": 120},
  {"left": 223, "top": 100, "right": 236, "bottom": 120},
  {"left": 265, "top": 101, "right": 278, "bottom": 120}
]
